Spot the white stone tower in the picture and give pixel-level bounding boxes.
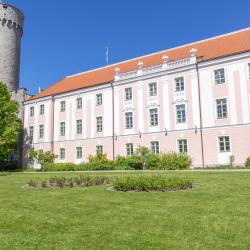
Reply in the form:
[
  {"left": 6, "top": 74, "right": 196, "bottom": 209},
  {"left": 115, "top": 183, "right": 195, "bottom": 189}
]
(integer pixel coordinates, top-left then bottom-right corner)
[{"left": 0, "top": 2, "right": 24, "bottom": 92}]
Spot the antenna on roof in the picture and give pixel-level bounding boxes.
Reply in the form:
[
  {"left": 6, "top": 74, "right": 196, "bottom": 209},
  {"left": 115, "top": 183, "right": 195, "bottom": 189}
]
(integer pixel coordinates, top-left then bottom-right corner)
[{"left": 105, "top": 46, "right": 109, "bottom": 65}]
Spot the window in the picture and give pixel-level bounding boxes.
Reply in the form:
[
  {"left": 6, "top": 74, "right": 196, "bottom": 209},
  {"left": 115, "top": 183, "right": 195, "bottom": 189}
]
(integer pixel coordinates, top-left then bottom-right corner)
[
  {"left": 175, "top": 77, "right": 184, "bottom": 92},
  {"left": 30, "top": 106, "right": 34, "bottom": 117},
  {"left": 176, "top": 104, "right": 186, "bottom": 123},
  {"left": 96, "top": 94, "right": 102, "bottom": 106},
  {"left": 219, "top": 136, "right": 230, "bottom": 152},
  {"left": 96, "top": 145, "right": 103, "bottom": 154},
  {"left": 125, "top": 87, "right": 132, "bottom": 101},
  {"left": 96, "top": 116, "right": 103, "bottom": 132},
  {"left": 39, "top": 125, "right": 44, "bottom": 138},
  {"left": 125, "top": 112, "right": 133, "bottom": 129},
  {"left": 60, "top": 101, "right": 66, "bottom": 112},
  {"left": 214, "top": 68, "right": 225, "bottom": 84},
  {"left": 59, "top": 148, "right": 65, "bottom": 160},
  {"left": 60, "top": 122, "right": 65, "bottom": 136},
  {"left": 216, "top": 98, "right": 228, "bottom": 119},
  {"left": 150, "top": 141, "right": 159, "bottom": 154},
  {"left": 76, "top": 147, "right": 82, "bottom": 159},
  {"left": 76, "top": 97, "right": 82, "bottom": 109},
  {"left": 126, "top": 143, "right": 134, "bottom": 156},
  {"left": 149, "top": 82, "right": 157, "bottom": 96},
  {"left": 40, "top": 104, "right": 44, "bottom": 115},
  {"left": 29, "top": 126, "right": 34, "bottom": 140},
  {"left": 76, "top": 119, "right": 82, "bottom": 134},
  {"left": 149, "top": 108, "right": 158, "bottom": 126},
  {"left": 178, "top": 139, "right": 188, "bottom": 153}
]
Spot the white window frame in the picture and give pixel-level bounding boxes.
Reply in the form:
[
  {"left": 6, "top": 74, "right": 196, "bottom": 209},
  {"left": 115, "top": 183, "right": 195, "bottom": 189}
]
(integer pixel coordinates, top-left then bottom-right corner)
[
  {"left": 96, "top": 93, "right": 103, "bottom": 106},
  {"left": 125, "top": 112, "right": 133, "bottom": 129},
  {"left": 76, "top": 97, "right": 82, "bottom": 109},
  {"left": 59, "top": 148, "right": 65, "bottom": 160},
  {"left": 248, "top": 63, "right": 250, "bottom": 79},
  {"left": 176, "top": 104, "right": 186, "bottom": 123},
  {"left": 218, "top": 136, "right": 231, "bottom": 152},
  {"left": 125, "top": 143, "right": 134, "bottom": 156},
  {"left": 175, "top": 77, "right": 185, "bottom": 92},
  {"left": 29, "top": 126, "right": 34, "bottom": 140},
  {"left": 96, "top": 145, "right": 103, "bottom": 154},
  {"left": 76, "top": 147, "right": 83, "bottom": 159},
  {"left": 125, "top": 87, "right": 132, "bottom": 101},
  {"left": 96, "top": 116, "right": 103, "bottom": 132},
  {"left": 150, "top": 141, "right": 160, "bottom": 154},
  {"left": 39, "top": 124, "right": 44, "bottom": 139},
  {"left": 177, "top": 139, "right": 188, "bottom": 153},
  {"left": 214, "top": 68, "right": 225, "bottom": 84},
  {"left": 149, "top": 82, "right": 157, "bottom": 97},
  {"left": 60, "top": 122, "right": 65, "bottom": 136},
  {"left": 216, "top": 98, "right": 228, "bottom": 119},
  {"left": 30, "top": 106, "right": 34, "bottom": 117},
  {"left": 76, "top": 119, "right": 82, "bottom": 134},
  {"left": 60, "top": 101, "right": 66, "bottom": 112},
  {"left": 39, "top": 104, "right": 44, "bottom": 115},
  {"left": 149, "top": 108, "right": 159, "bottom": 126}
]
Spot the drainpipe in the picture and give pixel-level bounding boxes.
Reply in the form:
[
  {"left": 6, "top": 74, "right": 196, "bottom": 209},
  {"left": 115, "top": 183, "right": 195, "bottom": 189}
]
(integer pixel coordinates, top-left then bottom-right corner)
[
  {"left": 195, "top": 62, "right": 205, "bottom": 168},
  {"left": 51, "top": 95, "right": 55, "bottom": 154},
  {"left": 111, "top": 82, "right": 115, "bottom": 160}
]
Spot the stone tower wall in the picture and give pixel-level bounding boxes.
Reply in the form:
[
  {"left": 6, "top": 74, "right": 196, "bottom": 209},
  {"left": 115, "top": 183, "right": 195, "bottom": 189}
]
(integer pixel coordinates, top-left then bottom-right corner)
[{"left": 0, "top": 3, "right": 24, "bottom": 92}]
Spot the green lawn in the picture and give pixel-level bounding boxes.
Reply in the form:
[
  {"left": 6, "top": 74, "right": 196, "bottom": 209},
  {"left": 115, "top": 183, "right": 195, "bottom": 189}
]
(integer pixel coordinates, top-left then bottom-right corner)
[{"left": 0, "top": 172, "right": 250, "bottom": 250}]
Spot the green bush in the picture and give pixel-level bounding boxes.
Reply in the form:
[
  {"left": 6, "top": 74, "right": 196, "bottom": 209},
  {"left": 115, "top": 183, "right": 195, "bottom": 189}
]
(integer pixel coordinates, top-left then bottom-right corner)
[
  {"left": 245, "top": 157, "right": 250, "bottom": 168},
  {"left": 159, "top": 152, "right": 192, "bottom": 170},
  {"left": 0, "top": 172, "right": 8, "bottom": 176},
  {"left": 40, "top": 149, "right": 192, "bottom": 171},
  {"left": 27, "top": 175, "right": 111, "bottom": 188},
  {"left": 84, "top": 152, "right": 114, "bottom": 170},
  {"left": 44, "top": 163, "right": 76, "bottom": 171},
  {"left": 112, "top": 175, "right": 192, "bottom": 192}
]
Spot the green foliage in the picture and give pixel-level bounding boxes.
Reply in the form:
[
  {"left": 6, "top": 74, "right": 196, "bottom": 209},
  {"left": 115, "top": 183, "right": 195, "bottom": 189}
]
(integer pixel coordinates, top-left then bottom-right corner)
[
  {"left": 27, "top": 175, "right": 110, "bottom": 188},
  {"left": 112, "top": 175, "right": 192, "bottom": 192},
  {"left": 44, "top": 163, "right": 76, "bottom": 171},
  {"left": 245, "top": 157, "right": 250, "bottom": 168},
  {"left": 159, "top": 152, "right": 192, "bottom": 170},
  {"left": 84, "top": 152, "right": 114, "bottom": 170},
  {"left": 0, "top": 172, "right": 8, "bottom": 176},
  {"left": 29, "top": 149, "right": 57, "bottom": 171},
  {"left": 0, "top": 83, "right": 21, "bottom": 162},
  {"left": 37, "top": 150, "right": 192, "bottom": 171}
]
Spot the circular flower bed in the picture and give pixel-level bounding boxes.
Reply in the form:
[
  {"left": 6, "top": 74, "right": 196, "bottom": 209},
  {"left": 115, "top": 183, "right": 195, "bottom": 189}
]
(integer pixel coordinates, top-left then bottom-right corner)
[
  {"left": 112, "top": 175, "right": 193, "bottom": 192},
  {"left": 25, "top": 175, "right": 110, "bottom": 188}
]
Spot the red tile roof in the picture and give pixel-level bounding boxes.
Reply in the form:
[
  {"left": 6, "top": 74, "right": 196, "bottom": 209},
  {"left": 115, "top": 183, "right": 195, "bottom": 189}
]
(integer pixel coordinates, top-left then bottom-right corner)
[{"left": 30, "top": 28, "right": 250, "bottom": 100}]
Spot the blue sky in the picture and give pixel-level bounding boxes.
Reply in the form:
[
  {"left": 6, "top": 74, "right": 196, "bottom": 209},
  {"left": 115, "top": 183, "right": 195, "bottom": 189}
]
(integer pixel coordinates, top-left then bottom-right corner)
[{"left": 7, "top": 0, "right": 250, "bottom": 95}]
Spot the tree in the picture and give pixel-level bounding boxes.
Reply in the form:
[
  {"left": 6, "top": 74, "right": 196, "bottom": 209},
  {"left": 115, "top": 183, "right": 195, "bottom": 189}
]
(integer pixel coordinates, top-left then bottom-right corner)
[
  {"left": 28, "top": 149, "right": 57, "bottom": 171},
  {"left": 0, "top": 82, "right": 21, "bottom": 162}
]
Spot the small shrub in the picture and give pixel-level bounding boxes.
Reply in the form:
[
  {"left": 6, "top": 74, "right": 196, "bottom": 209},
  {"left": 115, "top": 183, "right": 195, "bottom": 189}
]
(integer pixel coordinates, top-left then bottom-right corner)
[
  {"left": 27, "top": 179, "right": 38, "bottom": 187},
  {"left": 41, "top": 181, "right": 47, "bottom": 188},
  {"left": 159, "top": 152, "right": 192, "bottom": 170},
  {"left": 44, "top": 163, "right": 76, "bottom": 171},
  {"left": 54, "top": 176, "right": 66, "bottom": 188},
  {"left": 112, "top": 175, "right": 192, "bottom": 192},
  {"left": 245, "top": 157, "right": 250, "bottom": 168}
]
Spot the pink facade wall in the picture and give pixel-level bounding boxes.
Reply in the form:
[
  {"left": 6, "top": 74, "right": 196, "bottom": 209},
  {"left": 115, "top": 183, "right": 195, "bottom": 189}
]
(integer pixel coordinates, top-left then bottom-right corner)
[{"left": 23, "top": 54, "right": 250, "bottom": 167}]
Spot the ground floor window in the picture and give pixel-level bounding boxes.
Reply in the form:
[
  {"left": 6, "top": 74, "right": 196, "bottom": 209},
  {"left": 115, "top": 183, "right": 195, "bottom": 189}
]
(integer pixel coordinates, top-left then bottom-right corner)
[
  {"left": 96, "top": 145, "right": 103, "bottom": 154},
  {"left": 59, "top": 148, "right": 65, "bottom": 160},
  {"left": 150, "top": 141, "right": 159, "bottom": 154},
  {"left": 178, "top": 139, "right": 188, "bottom": 153},
  {"left": 76, "top": 147, "right": 83, "bottom": 159},
  {"left": 126, "top": 143, "right": 134, "bottom": 156},
  {"left": 218, "top": 136, "right": 230, "bottom": 152}
]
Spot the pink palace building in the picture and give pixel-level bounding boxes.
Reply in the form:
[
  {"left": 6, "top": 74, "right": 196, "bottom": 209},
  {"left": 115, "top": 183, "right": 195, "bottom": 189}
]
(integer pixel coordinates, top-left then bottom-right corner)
[{"left": 23, "top": 28, "right": 250, "bottom": 168}]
